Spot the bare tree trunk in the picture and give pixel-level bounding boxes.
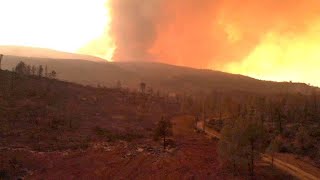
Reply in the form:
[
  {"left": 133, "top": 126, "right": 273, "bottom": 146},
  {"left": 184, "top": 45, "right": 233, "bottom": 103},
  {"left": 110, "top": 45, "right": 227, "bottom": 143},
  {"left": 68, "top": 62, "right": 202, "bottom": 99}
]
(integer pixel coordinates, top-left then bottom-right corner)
[
  {"left": 250, "top": 140, "right": 254, "bottom": 177},
  {"left": 202, "top": 98, "right": 206, "bottom": 132},
  {"left": 247, "top": 158, "right": 251, "bottom": 177},
  {"left": 194, "top": 116, "right": 198, "bottom": 130},
  {"left": 163, "top": 134, "right": 166, "bottom": 150},
  {"left": 69, "top": 118, "right": 72, "bottom": 129},
  {"left": 0, "top": 54, "right": 3, "bottom": 70},
  {"left": 10, "top": 70, "right": 15, "bottom": 96},
  {"left": 278, "top": 111, "right": 283, "bottom": 134},
  {"left": 233, "top": 159, "right": 236, "bottom": 176}
]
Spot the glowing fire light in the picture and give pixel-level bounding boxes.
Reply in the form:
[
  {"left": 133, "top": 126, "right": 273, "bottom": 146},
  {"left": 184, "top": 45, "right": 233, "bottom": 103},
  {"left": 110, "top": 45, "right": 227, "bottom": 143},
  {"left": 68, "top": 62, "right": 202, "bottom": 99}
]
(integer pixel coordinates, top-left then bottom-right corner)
[
  {"left": 0, "top": 0, "right": 115, "bottom": 61},
  {"left": 224, "top": 23, "right": 320, "bottom": 86}
]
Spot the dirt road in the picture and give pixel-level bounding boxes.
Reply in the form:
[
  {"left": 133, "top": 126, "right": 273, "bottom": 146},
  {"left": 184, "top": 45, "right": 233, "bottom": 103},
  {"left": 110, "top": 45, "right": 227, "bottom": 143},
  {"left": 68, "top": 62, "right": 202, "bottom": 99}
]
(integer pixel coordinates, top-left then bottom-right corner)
[
  {"left": 196, "top": 120, "right": 320, "bottom": 180},
  {"left": 261, "top": 154, "right": 319, "bottom": 180}
]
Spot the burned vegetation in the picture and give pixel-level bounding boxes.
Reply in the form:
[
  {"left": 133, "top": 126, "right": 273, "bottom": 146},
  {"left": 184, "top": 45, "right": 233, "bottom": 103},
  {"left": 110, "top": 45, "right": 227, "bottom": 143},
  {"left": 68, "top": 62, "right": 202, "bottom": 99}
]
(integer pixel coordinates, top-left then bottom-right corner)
[
  {"left": 0, "top": 61, "right": 182, "bottom": 178},
  {"left": 0, "top": 60, "right": 319, "bottom": 179}
]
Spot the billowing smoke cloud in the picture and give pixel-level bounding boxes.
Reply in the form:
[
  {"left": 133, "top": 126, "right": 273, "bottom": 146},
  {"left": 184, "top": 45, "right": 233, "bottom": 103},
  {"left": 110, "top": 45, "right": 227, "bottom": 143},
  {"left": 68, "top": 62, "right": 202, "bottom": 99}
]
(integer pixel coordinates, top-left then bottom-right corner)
[
  {"left": 110, "top": 0, "right": 163, "bottom": 61},
  {"left": 109, "top": 0, "right": 320, "bottom": 70}
]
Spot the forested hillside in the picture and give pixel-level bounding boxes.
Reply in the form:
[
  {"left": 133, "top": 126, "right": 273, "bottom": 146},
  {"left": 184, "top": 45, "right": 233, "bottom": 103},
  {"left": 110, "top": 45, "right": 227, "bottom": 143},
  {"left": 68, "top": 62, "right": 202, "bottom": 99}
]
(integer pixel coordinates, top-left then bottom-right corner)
[{"left": 1, "top": 55, "right": 317, "bottom": 95}]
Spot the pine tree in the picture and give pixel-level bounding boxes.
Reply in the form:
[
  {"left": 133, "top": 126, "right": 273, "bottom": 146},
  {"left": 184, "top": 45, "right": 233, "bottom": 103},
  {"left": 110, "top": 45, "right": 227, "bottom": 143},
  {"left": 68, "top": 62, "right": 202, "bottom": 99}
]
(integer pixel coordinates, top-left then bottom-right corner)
[
  {"left": 218, "top": 120, "right": 242, "bottom": 175},
  {"left": 140, "top": 82, "right": 146, "bottom": 93},
  {"left": 154, "top": 116, "right": 173, "bottom": 150},
  {"left": 31, "top": 65, "right": 36, "bottom": 75},
  {"left": 45, "top": 65, "right": 48, "bottom": 77},
  {"left": 49, "top": 70, "right": 57, "bottom": 79},
  {"left": 26, "top": 65, "right": 31, "bottom": 75},
  {"left": 218, "top": 118, "right": 266, "bottom": 177},
  {"left": 266, "top": 137, "right": 280, "bottom": 167},
  {"left": 242, "top": 121, "right": 266, "bottom": 176},
  {"left": 15, "top": 61, "right": 27, "bottom": 75},
  {"left": 38, "top": 65, "right": 43, "bottom": 77}
]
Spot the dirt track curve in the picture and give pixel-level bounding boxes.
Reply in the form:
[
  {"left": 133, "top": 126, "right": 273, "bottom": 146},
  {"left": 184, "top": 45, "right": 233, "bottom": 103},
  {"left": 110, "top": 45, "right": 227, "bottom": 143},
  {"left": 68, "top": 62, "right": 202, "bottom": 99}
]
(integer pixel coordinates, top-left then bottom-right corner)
[{"left": 196, "top": 120, "right": 319, "bottom": 180}]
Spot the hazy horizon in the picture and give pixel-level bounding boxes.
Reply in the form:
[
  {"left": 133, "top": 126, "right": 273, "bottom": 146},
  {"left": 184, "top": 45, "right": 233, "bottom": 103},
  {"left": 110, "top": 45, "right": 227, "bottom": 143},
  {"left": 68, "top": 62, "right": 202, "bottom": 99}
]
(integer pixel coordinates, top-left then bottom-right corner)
[{"left": 1, "top": 0, "right": 320, "bottom": 86}]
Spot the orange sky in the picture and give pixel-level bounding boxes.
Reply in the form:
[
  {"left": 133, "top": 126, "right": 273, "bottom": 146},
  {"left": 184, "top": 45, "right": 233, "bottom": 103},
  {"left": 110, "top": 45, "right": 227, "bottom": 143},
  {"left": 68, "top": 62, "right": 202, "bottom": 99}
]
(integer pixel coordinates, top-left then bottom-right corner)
[
  {"left": 1, "top": 0, "right": 320, "bottom": 86},
  {"left": 0, "top": 0, "right": 115, "bottom": 60}
]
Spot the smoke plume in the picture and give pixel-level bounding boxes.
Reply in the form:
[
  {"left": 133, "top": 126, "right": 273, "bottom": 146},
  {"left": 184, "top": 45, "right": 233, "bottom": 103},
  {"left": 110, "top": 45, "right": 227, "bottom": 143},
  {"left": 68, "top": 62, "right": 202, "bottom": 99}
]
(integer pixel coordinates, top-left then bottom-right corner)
[{"left": 108, "top": 0, "right": 320, "bottom": 84}]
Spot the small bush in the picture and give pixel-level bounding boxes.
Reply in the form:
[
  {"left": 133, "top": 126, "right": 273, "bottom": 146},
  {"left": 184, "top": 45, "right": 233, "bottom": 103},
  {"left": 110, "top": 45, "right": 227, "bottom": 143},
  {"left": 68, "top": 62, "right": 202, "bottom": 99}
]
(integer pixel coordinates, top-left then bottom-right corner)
[
  {"left": 279, "top": 143, "right": 294, "bottom": 153},
  {"left": 93, "top": 126, "right": 143, "bottom": 142},
  {"left": 118, "top": 133, "right": 144, "bottom": 142},
  {"left": 0, "top": 170, "right": 9, "bottom": 179},
  {"left": 309, "top": 126, "right": 320, "bottom": 138},
  {"left": 208, "top": 119, "right": 224, "bottom": 132}
]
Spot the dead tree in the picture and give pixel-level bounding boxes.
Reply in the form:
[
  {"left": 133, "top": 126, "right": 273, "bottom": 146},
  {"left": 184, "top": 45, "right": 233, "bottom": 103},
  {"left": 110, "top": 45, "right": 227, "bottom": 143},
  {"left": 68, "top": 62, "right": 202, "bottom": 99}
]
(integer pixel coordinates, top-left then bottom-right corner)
[{"left": 0, "top": 54, "right": 3, "bottom": 70}]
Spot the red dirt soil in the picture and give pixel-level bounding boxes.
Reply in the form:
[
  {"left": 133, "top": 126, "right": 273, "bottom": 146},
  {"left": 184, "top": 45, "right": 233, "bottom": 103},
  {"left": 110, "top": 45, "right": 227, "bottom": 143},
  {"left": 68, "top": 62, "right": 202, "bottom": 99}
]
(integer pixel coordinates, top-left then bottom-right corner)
[{"left": 0, "top": 116, "right": 290, "bottom": 179}]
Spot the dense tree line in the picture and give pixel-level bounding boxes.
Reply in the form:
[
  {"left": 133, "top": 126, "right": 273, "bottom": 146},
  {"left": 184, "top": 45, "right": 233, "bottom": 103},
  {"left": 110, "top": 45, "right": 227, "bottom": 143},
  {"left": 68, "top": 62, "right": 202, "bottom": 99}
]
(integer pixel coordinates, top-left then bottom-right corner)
[
  {"left": 14, "top": 61, "right": 57, "bottom": 78},
  {"left": 179, "top": 89, "right": 320, "bottom": 175}
]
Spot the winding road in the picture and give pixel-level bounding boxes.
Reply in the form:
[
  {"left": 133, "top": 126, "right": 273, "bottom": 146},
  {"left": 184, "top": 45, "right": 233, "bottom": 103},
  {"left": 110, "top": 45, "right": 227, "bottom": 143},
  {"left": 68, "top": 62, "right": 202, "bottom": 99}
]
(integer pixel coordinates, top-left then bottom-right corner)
[{"left": 196, "top": 121, "right": 319, "bottom": 180}]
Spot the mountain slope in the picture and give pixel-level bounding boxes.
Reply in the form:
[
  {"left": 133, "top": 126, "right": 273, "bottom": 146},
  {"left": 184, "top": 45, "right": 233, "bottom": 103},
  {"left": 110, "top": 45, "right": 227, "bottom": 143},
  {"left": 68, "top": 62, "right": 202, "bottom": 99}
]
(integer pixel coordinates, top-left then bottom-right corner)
[
  {"left": 1, "top": 55, "right": 316, "bottom": 95},
  {"left": 0, "top": 46, "right": 106, "bottom": 62},
  {"left": 115, "top": 61, "right": 316, "bottom": 94},
  {"left": 1, "top": 55, "right": 139, "bottom": 87}
]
